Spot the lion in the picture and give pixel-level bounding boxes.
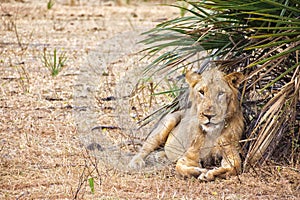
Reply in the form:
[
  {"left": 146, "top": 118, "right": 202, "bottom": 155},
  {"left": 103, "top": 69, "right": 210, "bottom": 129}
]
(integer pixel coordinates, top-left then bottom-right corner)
[{"left": 129, "top": 68, "right": 244, "bottom": 181}]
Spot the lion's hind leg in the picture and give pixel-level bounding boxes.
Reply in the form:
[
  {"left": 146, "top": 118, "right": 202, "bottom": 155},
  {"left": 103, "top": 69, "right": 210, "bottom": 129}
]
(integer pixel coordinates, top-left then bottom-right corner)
[
  {"left": 129, "top": 111, "right": 182, "bottom": 169},
  {"left": 154, "top": 150, "right": 167, "bottom": 162}
]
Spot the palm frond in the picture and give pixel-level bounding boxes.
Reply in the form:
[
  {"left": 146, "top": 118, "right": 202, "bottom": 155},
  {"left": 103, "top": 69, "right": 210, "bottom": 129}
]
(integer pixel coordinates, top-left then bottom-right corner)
[{"left": 244, "top": 72, "right": 299, "bottom": 167}]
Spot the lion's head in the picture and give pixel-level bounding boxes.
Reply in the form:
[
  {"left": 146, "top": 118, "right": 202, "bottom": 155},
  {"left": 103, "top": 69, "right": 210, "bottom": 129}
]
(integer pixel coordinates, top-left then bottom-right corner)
[{"left": 186, "top": 68, "right": 244, "bottom": 132}]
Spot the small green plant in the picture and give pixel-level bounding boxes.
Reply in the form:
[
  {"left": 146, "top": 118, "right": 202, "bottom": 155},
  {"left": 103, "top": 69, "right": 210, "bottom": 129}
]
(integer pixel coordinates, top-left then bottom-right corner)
[
  {"left": 176, "top": 1, "right": 189, "bottom": 17},
  {"left": 42, "top": 48, "right": 68, "bottom": 76},
  {"left": 47, "top": 0, "right": 55, "bottom": 9},
  {"left": 88, "top": 177, "right": 95, "bottom": 194}
]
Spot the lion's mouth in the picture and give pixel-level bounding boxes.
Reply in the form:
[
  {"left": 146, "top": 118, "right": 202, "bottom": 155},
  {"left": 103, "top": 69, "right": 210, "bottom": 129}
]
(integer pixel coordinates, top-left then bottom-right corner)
[
  {"left": 204, "top": 122, "right": 217, "bottom": 127},
  {"left": 201, "top": 118, "right": 217, "bottom": 126},
  {"left": 201, "top": 121, "right": 223, "bottom": 132}
]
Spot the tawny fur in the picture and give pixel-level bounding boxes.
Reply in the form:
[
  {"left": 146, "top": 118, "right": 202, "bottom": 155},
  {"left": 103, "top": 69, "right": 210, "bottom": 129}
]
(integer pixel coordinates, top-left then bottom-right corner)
[{"left": 129, "top": 68, "right": 244, "bottom": 181}]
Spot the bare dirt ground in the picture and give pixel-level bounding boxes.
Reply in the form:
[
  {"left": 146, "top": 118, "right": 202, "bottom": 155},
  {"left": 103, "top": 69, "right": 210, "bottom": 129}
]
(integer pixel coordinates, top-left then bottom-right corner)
[{"left": 0, "top": 0, "right": 299, "bottom": 199}]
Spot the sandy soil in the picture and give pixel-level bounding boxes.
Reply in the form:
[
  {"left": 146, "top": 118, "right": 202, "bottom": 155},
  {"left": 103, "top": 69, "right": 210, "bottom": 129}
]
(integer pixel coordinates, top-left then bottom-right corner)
[{"left": 0, "top": 0, "right": 299, "bottom": 199}]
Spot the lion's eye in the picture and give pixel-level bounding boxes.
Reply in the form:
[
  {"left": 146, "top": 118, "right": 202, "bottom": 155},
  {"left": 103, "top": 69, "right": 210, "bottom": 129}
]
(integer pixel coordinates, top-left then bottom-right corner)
[
  {"left": 219, "top": 91, "right": 225, "bottom": 96},
  {"left": 199, "top": 90, "right": 205, "bottom": 96}
]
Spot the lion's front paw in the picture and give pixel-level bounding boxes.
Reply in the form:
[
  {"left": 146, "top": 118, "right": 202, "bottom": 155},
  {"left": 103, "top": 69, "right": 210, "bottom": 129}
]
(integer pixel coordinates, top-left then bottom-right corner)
[
  {"left": 198, "top": 169, "right": 215, "bottom": 181},
  {"left": 129, "top": 155, "right": 145, "bottom": 169},
  {"left": 195, "top": 167, "right": 208, "bottom": 174}
]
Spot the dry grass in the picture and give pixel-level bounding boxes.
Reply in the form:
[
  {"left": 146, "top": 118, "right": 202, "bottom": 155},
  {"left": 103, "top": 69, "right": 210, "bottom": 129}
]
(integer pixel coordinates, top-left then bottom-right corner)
[{"left": 0, "top": 1, "right": 299, "bottom": 199}]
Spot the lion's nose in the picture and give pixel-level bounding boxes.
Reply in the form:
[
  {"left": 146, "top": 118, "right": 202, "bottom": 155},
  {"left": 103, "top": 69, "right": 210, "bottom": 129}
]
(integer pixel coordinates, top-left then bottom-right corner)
[{"left": 203, "top": 114, "right": 216, "bottom": 121}]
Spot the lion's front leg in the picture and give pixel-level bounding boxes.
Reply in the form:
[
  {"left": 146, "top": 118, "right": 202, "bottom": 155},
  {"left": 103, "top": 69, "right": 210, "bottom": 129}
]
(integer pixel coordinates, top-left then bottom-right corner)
[
  {"left": 129, "top": 111, "right": 182, "bottom": 169},
  {"left": 199, "top": 146, "right": 241, "bottom": 181},
  {"left": 175, "top": 157, "right": 207, "bottom": 178},
  {"left": 175, "top": 134, "right": 207, "bottom": 177}
]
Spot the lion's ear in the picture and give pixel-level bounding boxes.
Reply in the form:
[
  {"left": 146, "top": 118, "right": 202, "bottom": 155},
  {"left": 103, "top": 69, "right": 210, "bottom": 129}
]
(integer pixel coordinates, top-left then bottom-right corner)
[
  {"left": 186, "top": 71, "right": 201, "bottom": 87},
  {"left": 225, "top": 72, "right": 244, "bottom": 88}
]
